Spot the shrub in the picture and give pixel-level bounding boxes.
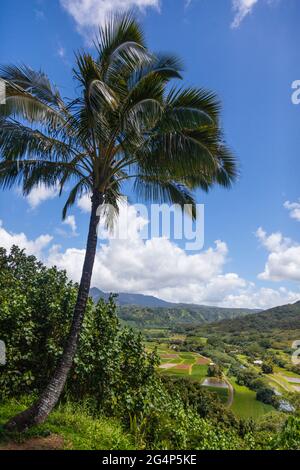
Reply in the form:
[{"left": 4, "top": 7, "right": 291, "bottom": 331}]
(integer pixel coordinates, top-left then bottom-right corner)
[
  {"left": 0, "top": 246, "right": 159, "bottom": 419},
  {"left": 272, "top": 416, "right": 300, "bottom": 450},
  {"left": 256, "top": 387, "right": 276, "bottom": 406},
  {"left": 262, "top": 362, "right": 274, "bottom": 374}
]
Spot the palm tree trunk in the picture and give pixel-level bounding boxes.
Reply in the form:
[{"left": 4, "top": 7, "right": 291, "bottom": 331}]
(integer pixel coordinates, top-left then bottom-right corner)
[{"left": 5, "top": 191, "right": 103, "bottom": 432}]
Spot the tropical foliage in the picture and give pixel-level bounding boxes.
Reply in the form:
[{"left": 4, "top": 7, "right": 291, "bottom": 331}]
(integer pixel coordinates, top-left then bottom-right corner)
[
  {"left": 0, "top": 246, "right": 299, "bottom": 450},
  {"left": 0, "top": 14, "right": 236, "bottom": 222},
  {"left": 0, "top": 246, "right": 158, "bottom": 419},
  {"left": 0, "top": 13, "right": 237, "bottom": 431}
]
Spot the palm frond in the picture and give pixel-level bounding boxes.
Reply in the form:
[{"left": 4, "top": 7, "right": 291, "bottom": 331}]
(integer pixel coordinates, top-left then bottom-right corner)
[
  {"left": 0, "top": 120, "right": 75, "bottom": 162},
  {"left": 134, "top": 177, "right": 197, "bottom": 220},
  {"left": 62, "top": 179, "right": 90, "bottom": 219},
  {"left": 0, "top": 64, "right": 63, "bottom": 107},
  {"left": 166, "top": 87, "right": 221, "bottom": 124},
  {"left": 0, "top": 83, "right": 66, "bottom": 129},
  {"left": 0, "top": 14, "right": 238, "bottom": 225}
]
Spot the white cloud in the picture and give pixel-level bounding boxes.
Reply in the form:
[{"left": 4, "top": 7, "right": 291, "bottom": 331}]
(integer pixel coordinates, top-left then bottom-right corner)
[
  {"left": 57, "top": 46, "right": 66, "bottom": 59},
  {"left": 47, "top": 235, "right": 245, "bottom": 305},
  {"left": 63, "top": 215, "right": 77, "bottom": 234},
  {"left": 25, "top": 184, "right": 59, "bottom": 209},
  {"left": 60, "top": 0, "right": 160, "bottom": 37},
  {"left": 284, "top": 200, "right": 300, "bottom": 222},
  {"left": 1, "top": 202, "right": 299, "bottom": 309},
  {"left": 231, "top": 0, "right": 259, "bottom": 28},
  {"left": 256, "top": 227, "right": 300, "bottom": 282},
  {"left": 46, "top": 202, "right": 235, "bottom": 301},
  {"left": 222, "top": 286, "right": 300, "bottom": 310},
  {"left": 231, "top": 0, "right": 277, "bottom": 28},
  {"left": 0, "top": 220, "right": 52, "bottom": 259},
  {"left": 77, "top": 193, "right": 91, "bottom": 213},
  {"left": 256, "top": 227, "right": 291, "bottom": 253},
  {"left": 45, "top": 205, "right": 300, "bottom": 309}
]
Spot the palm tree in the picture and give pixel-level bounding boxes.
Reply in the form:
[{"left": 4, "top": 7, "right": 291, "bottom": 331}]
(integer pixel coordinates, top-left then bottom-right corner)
[{"left": 0, "top": 14, "right": 237, "bottom": 431}]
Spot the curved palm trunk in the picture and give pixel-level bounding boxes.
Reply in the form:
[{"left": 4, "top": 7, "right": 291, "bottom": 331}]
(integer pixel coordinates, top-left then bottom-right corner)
[{"left": 5, "top": 191, "right": 103, "bottom": 432}]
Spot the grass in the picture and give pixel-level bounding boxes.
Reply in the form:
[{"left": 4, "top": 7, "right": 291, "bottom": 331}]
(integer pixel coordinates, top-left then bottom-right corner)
[
  {"left": 186, "top": 336, "right": 208, "bottom": 346},
  {"left": 163, "top": 368, "right": 190, "bottom": 376},
  {"left": 260, "top": 367, "right": 300, "bottom": 393},
  {"left": 235, "top": 354, "right": 249, "bottom": 366},
  {"left": 230, "top": 378, "right": 274, "bottom": 419},
  {"left": 204, "top": 386, "right": 228, "bottom": 404},
  {"left": 266, "top": 376, "right": 288, "bottom": 394},
  {"left": 276, "top": 368, "right": 300, "bottom": 379},
  {"left": 160, "top": 358, "right": 180, "bottom": 364},
  {"left": 190, "top": 365, "right": 208, "bottom": 380},
  {"left": 0, "top": 399, "right": 134, "bottom": 450}
]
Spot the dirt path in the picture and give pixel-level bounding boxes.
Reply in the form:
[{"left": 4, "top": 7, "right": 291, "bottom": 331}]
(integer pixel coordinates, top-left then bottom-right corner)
[
  {"left": 224, "top": 377, "right": 234, "bottom": 408},
  {"left": 0, "top": 435, "right": 65, "bottom": 451}
]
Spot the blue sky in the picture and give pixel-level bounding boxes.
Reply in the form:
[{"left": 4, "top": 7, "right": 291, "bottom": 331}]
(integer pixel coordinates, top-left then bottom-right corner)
[{"left": 1, "top": 0, "right": 300, "bottom": 308}]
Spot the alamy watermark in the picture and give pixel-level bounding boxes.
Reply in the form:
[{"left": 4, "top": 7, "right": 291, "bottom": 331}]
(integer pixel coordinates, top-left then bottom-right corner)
[
  {"left": 0, "top": 340, "right": 6, "bottom": 365},
  {"left": 291, "top": 80, "right": 300, "bottom": 105},
  {"left": 97, "top": 201, "right": 205, "bottom": 251},
  {"left": 292, "top": 340, "right": 300, "bottom": 365},
  {"left": 0, "top": 78, "right": 6, "bottom": 105}
]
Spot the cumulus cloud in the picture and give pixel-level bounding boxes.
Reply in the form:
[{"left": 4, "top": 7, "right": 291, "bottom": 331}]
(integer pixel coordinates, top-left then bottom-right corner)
[
  {"left": 222, "top": 286, "right": 300, "bottom": 310},
  {"left": 77, "top": 193, "right": 91, "bottom": 213},
  {"left": 284, "top": 200, "right": 300, "bottom": 222},
  {"left": 25, "top": 184, "right": 59, "bottom": 209},
  {"left": 1, "top": 203, "right": 299, "bottom": 309},
  {"left": 256, "top": 227, "right": 300, "bottom": 282},
  {"left": 45, "top": 205, "right": 299, "bottom": 309},
  {"left": 63, "top": 215, "right": 77, "bottom": 235},
  {"left": 45, "top": 202, "right": 237, "bottom": 303},
  {"left": 0, "top": 220, "right": 52, "bottom": 259},
  {"left": 60, "top": 0, "right": 160, "bottom": 38},
  {"left": 47, "top": 235, "right": 244, "bottom": 304}
]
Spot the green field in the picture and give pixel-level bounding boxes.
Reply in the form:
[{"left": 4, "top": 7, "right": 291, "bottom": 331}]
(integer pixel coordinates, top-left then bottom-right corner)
[
  {"left": 148, "top": 344, "right": 210, "bottom": 380},
  {"left": 230, "top": 378, "right": 274, "bottom": 419},
  {"left": 147, "top": 342, "right": 280, "bottom": 419},
  {"left": 204, "top": 386, "right": 228, "bottom": 404},
  {"left": 190, "top": 364, "right": 209, "bottom": 380}
]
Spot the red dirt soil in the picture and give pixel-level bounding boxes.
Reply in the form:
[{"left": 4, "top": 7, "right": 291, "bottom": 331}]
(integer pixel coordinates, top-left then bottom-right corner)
[
  {"left": 0, "top": 434, "right": 65, "bottom": 451},
  {"left": 196, "top": 357, "right": 210, "bottom": 365},
  {"left": 161, "top": 354, "right": 179, "bottom": 359},
  {"left": 174, "top": 364, "right": 190, "bottom": 370}
]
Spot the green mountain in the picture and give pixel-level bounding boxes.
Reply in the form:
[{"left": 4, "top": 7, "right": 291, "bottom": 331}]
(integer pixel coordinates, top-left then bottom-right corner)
[
  {"left": 90, "top": 287, "right": 173, "bottom": 307},
  {"left": 116, "top": 304, "right": 260, "bottom": 329},
  {"left": 191, "top": 300, "right": 300, "bottom": 353},
  {"left": 90, "top": 287, "right": 261, "bottom": 329},
  {"left": 198, "top": 300, "right": 300, "bottom": 334}
]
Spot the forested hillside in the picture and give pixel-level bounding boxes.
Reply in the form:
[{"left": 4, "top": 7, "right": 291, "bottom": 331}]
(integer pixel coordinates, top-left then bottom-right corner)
[
  {"left": 196, "top": 301, "right": 300, "bottom": 338},
  {"left": 90, "top": 288, "right": 260, "bottom": 329},
  {"left": 117, "top": 305, "right": 260, "bottom": 329}
]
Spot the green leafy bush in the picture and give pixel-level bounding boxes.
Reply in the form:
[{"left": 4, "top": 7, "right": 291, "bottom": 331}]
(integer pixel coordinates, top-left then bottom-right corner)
[
  {"left": 1, "top": 246, "right": 300, "bottom": 450},
  {"left": 0, "top": 246, "right": 158, "bottom": 419}
]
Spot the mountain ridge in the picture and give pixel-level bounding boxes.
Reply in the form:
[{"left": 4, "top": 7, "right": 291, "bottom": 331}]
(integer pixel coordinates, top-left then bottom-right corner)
[
  {"left": 90, "top": 287, "right": 260, "bottom": 311},
  {"left": 90, "top": 287, "right": 261, "bottom": 328},
  {"left": 197, "top": 299, "right": 300, "bottom": 334}
]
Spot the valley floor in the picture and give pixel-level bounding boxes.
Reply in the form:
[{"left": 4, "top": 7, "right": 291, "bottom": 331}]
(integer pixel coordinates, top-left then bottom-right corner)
[{"left": 146, "top": 337, "right": 300, "bottom": 420}]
